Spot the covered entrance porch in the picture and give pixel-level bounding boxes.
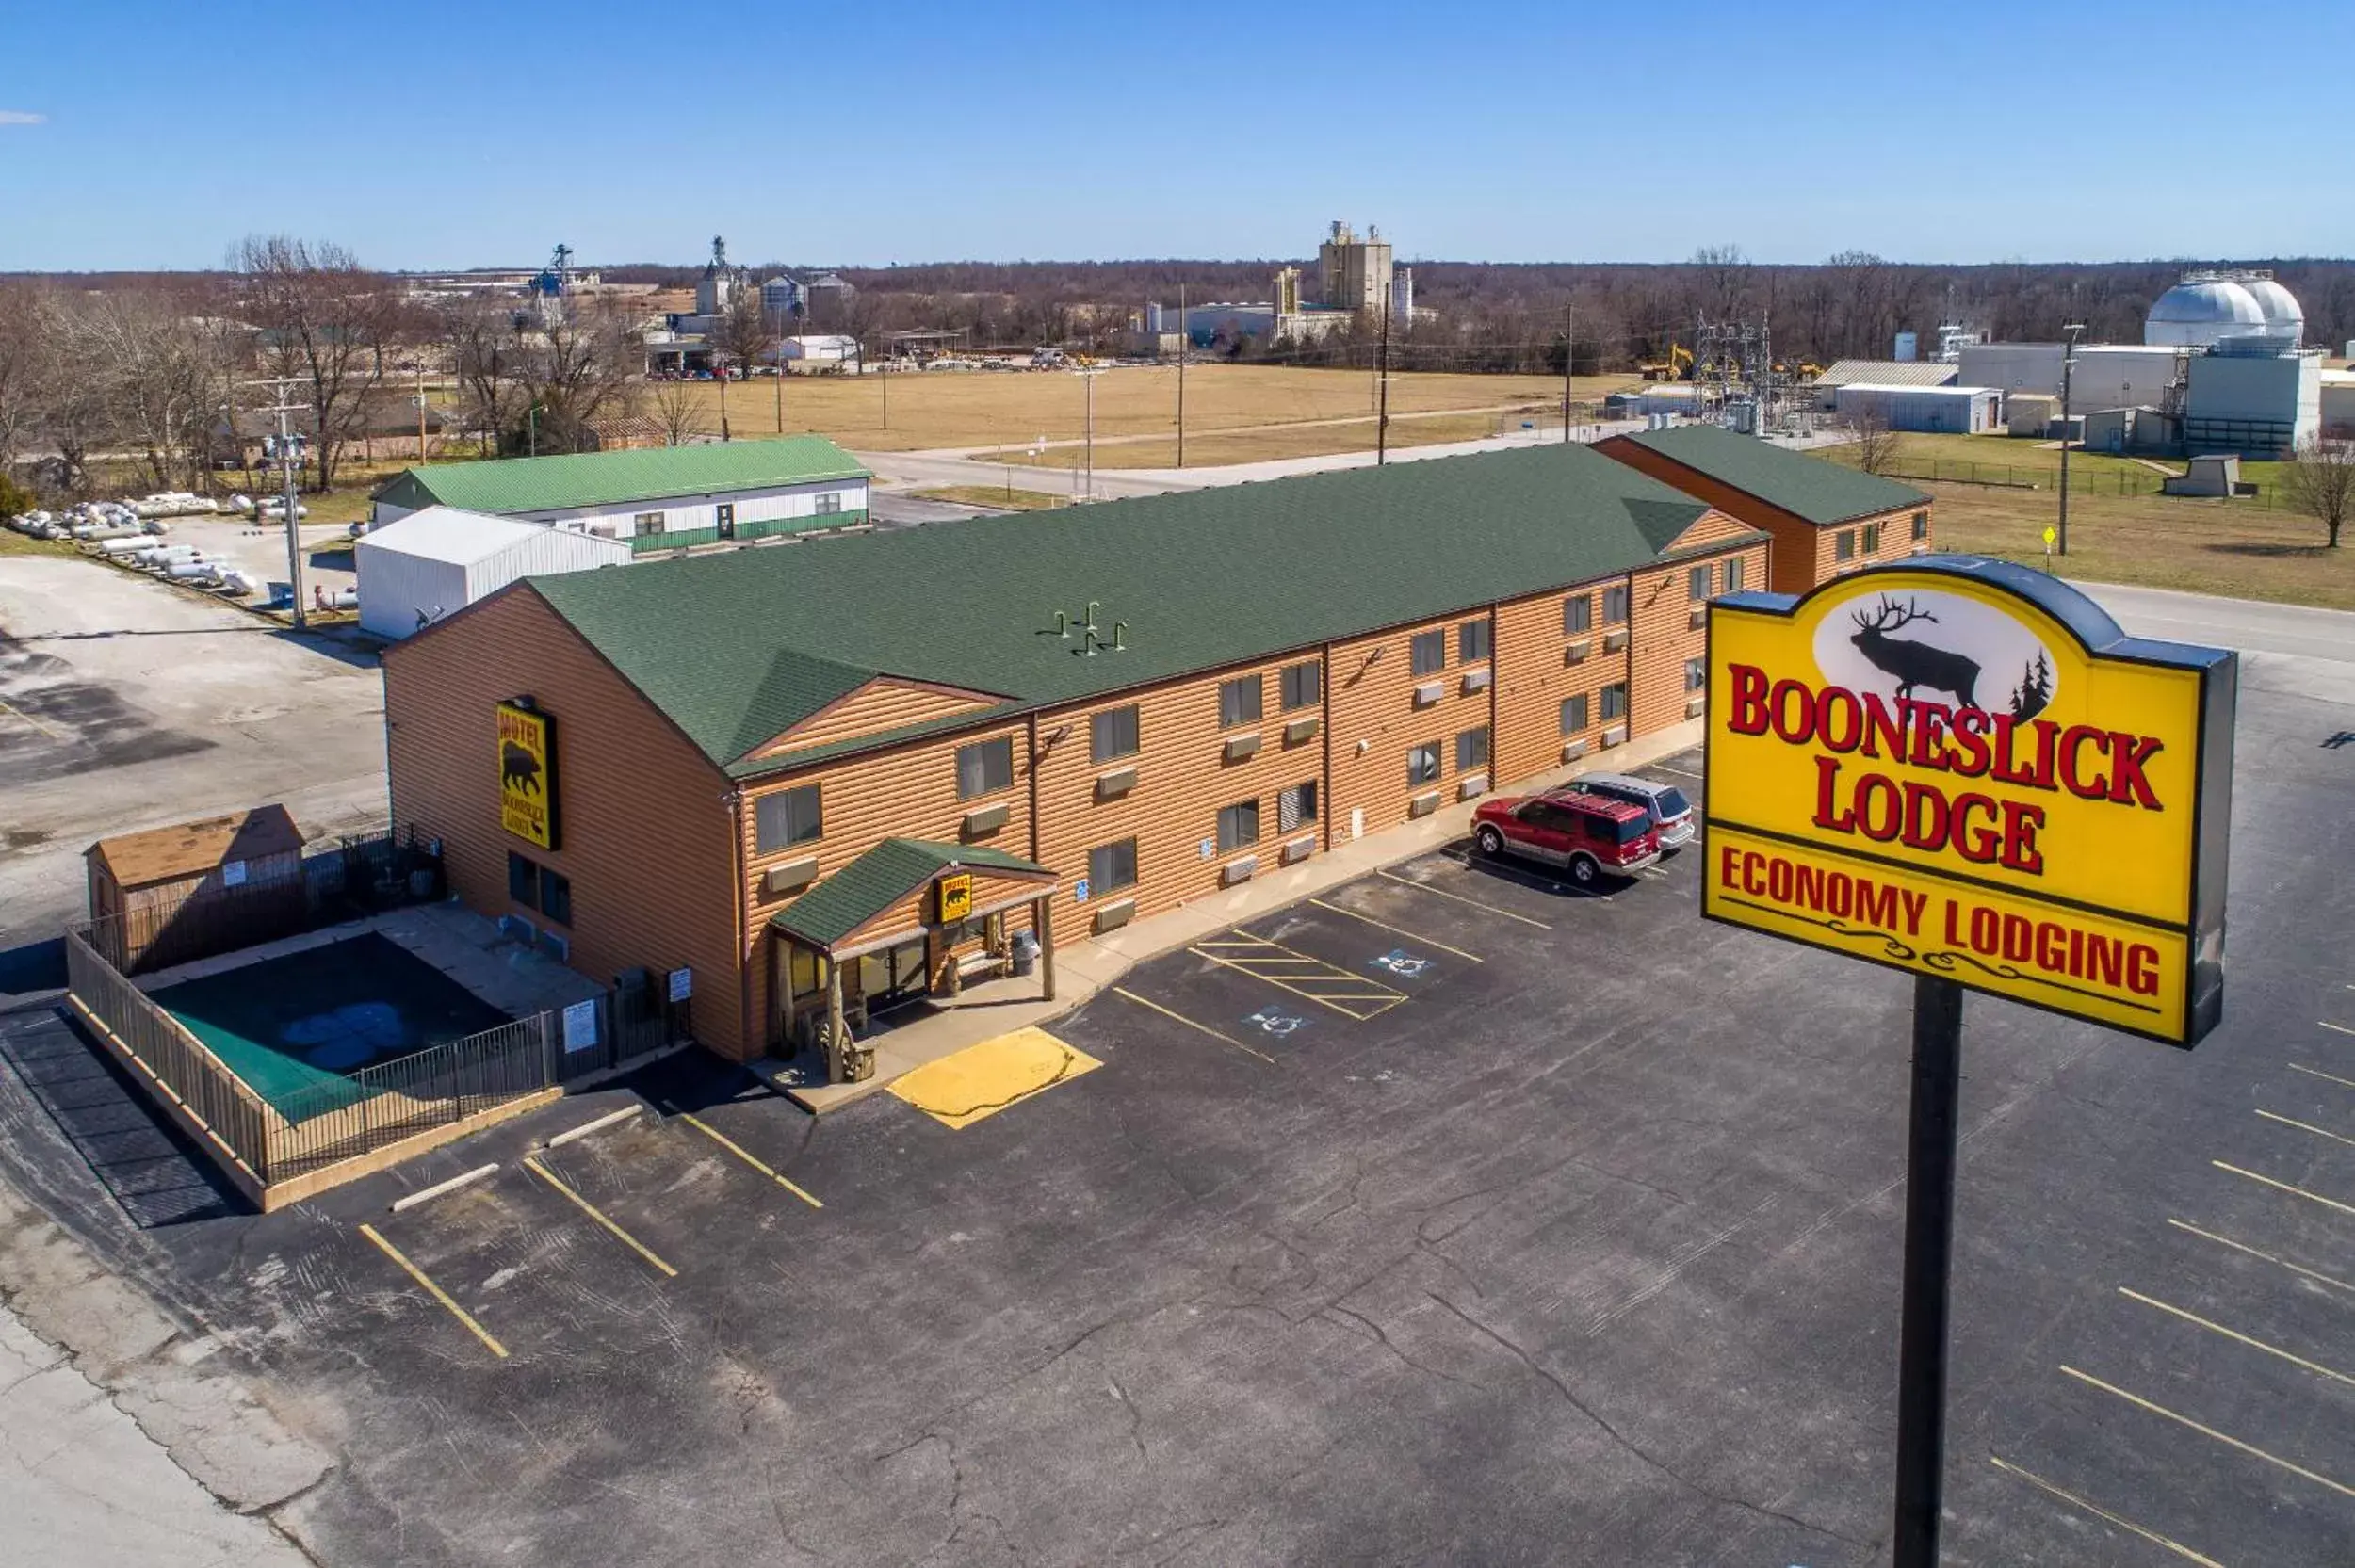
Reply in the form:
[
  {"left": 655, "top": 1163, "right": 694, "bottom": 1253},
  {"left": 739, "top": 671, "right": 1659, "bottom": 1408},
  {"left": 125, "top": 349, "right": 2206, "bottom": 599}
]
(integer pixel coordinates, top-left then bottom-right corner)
[{"left": 767, "top": 838, "right": 1060, "bottom": 1085}]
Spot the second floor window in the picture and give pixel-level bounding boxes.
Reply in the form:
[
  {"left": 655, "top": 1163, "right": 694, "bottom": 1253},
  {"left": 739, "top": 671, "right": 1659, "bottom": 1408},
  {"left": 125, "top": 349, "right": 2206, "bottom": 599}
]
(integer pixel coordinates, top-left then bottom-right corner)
[
  {"left": 1219, "top": 674, "right": 1262, "bottom": 728},
  {"left": 1279, "top": 659, "right": 1322, "bottom": 711},
  {"left": 755, "top": 784, "right": 822, "bottom": 851},
  {"left": 1688, "top": 564, "right": 1713, "bottom": 600},
  {"left": 1458, "top": 619, "right": 1492, "bottom": 664},
  {"left": 1410, "top": 629, "right": 1446, "bottom": 675},
  {"left": 956, "top": 736, "right": 1014, "bottom": 799},
  {"left": 1564, "top": 593, "right": 1592, "bottom": 634},
  {"left": 1603, "top": 585, "right": 1629, "bottom": 624},
  {"left": 1091, "top": 704, "right": 1140, "bottom": 762}
]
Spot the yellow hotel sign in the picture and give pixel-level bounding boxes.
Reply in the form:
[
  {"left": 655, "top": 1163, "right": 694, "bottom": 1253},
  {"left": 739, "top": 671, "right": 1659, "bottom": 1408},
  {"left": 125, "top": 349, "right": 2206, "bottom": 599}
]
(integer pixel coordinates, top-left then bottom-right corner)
[
  {"left": 936, "top": 874, "right": 974, "bottom": 925},
  {"left": 1703, "top": 558, "right": 2233, "bottom": 1045},
  {"left": 496, "top": 700, "right": 559, "bottom": 850}
]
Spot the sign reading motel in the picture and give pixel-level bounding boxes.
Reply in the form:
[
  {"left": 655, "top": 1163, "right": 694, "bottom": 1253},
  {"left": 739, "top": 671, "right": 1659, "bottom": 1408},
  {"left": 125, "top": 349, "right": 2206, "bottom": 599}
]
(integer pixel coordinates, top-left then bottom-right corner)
[{"left": 1703, "top": 557, "right": 2235, "bottom": 1045}]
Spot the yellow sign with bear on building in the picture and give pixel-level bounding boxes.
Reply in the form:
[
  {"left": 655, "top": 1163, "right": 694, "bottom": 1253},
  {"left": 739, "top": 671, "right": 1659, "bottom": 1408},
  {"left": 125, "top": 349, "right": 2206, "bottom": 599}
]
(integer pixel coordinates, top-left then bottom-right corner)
[{"left": 496, "top": 700, "right": 559, "bottom": 849}]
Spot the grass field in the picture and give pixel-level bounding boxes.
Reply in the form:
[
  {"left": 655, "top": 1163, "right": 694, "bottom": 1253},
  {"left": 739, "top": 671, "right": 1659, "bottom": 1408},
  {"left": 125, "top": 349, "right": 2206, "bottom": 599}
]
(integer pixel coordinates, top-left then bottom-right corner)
[
  {"left": 1925, "top": 479, "right": 2354, "bottom": 609},
  {"left": 909, "top": 485, "right": 1069, "bottom": 511},
  {"left": 1820, "top": 429, "right": 2288, "bottom": 498},
  {"left": 671, "top": 364, "right": 1633, "bottom": 455},
  {"left": 999, "top": 406, "right": 1576, "bottom": 471}
]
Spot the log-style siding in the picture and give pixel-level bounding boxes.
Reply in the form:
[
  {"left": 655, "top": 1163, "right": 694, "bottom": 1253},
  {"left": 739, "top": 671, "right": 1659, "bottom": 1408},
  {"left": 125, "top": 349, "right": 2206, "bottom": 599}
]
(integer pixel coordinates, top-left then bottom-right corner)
[
  {"left": 1492, "top": 576, "right": 1632, "bottom": 786},
  {"left": 382, "top": 587, "right": 748, "bottom": 1054},
  {"left": 751, "top": 678, "right": 1004, "bottom": 759},
  {"left": 1327, "top": 610, "right": 1496, "bottom": 845}
]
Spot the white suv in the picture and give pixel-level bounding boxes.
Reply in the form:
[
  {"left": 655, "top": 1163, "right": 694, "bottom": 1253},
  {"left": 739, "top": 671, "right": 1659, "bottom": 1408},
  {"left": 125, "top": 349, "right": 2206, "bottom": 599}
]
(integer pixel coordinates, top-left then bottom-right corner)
[{"left": 1571, "top": 772, "right": 1696, "bottom": 851}]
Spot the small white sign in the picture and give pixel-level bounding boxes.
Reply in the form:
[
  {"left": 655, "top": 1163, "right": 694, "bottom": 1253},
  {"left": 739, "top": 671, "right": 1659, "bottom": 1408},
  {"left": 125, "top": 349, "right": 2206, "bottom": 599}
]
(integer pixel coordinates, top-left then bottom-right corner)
[
  {"left": 1199, "top": 838, "right": 1214, "bottom": 861},
  {"left": 562, "top": 999, "right": 599, "bottom": 1053},
  {"left": 667, "top": 966, "right": 693, "bottom": 1002},
  {"left": 221, "top": 859, "right": 249, "bottom": 888},
  {"left": 1074, "top": 878, "right": 1091, "bottom": 904}
]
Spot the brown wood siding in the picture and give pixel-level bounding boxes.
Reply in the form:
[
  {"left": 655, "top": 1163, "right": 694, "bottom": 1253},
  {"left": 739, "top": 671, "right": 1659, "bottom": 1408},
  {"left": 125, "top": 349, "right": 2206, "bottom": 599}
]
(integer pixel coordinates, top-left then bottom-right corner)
[
  {"left": 1595, "top": 437, "right": 1935, "bottom": 597},
  {"left": 1031, "top": 658, "right": 1327, "bottom": 929},
  {"left": 1663, "top": 509, "right": 1762, "bottom": 553},
  {"left": 1492, "top": 579, "right": 1632, "bottom": 786},
  {"left": 752, "top": 678, "right": 1001, "bottom": 758},
  {"left": 382, "top": 588, "right": 747, "bottom": 1056},
  {"left": 1812, "top": 504, "right": 1931, "bottom": 587},
  {"left": 739, "top": 719, "right": 1033, "bottom": 1046},
  {"left": 1627, "top": 540, "right": 1769, "bottom": 736},
  {"left": 1327, "top": 612, "right": 1496, "bottom": 845}
]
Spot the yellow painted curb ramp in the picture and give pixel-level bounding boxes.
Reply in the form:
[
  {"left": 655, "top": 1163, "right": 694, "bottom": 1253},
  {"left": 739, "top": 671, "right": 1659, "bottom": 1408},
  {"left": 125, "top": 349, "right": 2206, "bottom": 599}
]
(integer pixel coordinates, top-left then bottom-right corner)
[{"left": 887, "top": 1027, "right": 1102, "bottom": 1129}]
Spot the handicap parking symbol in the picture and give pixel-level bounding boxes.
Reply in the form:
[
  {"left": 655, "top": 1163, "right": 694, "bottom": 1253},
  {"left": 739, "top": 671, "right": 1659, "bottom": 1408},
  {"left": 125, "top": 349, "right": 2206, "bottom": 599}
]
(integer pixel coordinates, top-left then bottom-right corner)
[
  {"left": 1245, "top": 1008, "right": 1306, "bottom": 1040},
  {"left": 1370, "top": 949, "right": 1430, "bottom": 978}
]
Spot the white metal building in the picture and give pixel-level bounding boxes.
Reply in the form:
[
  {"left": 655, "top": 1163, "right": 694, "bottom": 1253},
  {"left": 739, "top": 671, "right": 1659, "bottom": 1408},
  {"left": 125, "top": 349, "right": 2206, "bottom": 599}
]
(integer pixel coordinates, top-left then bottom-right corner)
[
  {"left": 2183, "top": 342, "right": 2323, "bottom": 457},
  {"left": 1834, "top": 383, "right": 2003, "bottom": 434},
  {"left": 357, "top": 507, "right": 631, "bottom": 640},
  {"left": 777, "top": 334, "right": 861, "bottom": 368},
  {"left": 2319, "top": 369, "right": 2355, "bottom": 438},
  {"left": 1811, "top": 360, "right": 1957, "bottom": 412}
]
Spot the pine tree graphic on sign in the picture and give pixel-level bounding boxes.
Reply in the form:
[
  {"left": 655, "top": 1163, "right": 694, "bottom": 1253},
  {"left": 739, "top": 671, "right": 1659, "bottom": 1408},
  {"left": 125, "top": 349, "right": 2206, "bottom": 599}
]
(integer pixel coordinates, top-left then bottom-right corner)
[{"left": 2008, "top": 651, "right": 2054, "bottom": 720}]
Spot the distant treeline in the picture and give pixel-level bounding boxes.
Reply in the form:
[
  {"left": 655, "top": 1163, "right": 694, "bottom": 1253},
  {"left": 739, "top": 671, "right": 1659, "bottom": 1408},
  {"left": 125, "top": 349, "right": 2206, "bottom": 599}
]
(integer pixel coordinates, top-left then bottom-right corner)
[{"left": 598, "top": 252, "right": 2355, "bottom": 372}]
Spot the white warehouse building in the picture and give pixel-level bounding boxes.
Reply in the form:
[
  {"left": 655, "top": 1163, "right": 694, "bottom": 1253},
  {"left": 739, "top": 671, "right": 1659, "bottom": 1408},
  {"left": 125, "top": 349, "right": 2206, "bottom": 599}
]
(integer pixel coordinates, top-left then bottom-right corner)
[
  {"left": 1834, "top": 382, "right": 2004, "bottom": 435},
  {"left": 357, "top": 507, "right": 631, "bottom": 640},
  {"left": 1957, "top": 343, "right": 2188, "bottom": 414},
  {"left": 367, "top": 436, "right": 874, "bottom": 555}
]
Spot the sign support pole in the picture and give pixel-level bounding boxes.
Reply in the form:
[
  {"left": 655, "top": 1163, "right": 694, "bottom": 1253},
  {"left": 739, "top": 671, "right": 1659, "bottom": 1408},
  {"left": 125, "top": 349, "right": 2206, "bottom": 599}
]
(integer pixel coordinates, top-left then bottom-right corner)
[{"left": 1892, "top": 973, "right": 1964, "bottom": 1568}]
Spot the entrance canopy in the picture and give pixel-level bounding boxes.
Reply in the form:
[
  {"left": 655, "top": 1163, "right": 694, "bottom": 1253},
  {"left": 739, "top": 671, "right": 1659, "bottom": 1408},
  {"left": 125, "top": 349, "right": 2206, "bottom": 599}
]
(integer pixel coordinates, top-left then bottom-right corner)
[{"left": 767, "top": 838, "right": 1056, "bottom": 959}]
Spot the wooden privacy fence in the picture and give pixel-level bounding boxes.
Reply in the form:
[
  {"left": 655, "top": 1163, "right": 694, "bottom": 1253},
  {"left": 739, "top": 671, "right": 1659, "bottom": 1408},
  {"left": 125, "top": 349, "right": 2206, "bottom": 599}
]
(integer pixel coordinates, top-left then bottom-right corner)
[{"left": 63, "top": 929, "right": 692, "bottom": 1207}]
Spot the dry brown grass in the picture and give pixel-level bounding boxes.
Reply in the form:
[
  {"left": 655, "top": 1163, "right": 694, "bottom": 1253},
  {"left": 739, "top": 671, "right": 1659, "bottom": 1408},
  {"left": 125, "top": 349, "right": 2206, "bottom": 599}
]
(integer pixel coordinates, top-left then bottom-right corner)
[
  {"left": 1925, "top": 480, "right": 2355, "bottom": 610},
  {"left": 909, "top": 485, "right": 1070, "bottom": 511},
  {"left": 673, "top": 364, "right": 1632, "bottom": 454}
]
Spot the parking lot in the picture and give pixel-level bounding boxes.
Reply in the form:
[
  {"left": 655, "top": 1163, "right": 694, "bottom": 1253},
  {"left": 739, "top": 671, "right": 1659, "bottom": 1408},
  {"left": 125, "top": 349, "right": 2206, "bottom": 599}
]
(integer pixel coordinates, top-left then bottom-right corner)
[{"left": 3, "top": 684, "right": 2353, "bottom": 1565}]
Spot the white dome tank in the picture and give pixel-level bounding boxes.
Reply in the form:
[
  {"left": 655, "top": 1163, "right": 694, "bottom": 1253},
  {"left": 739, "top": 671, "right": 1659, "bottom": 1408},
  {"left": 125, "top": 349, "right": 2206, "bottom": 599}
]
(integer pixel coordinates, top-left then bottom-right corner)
[
  {"left": 2238, "top": 277, "right": 2304, "bottom": 345},
  {"left": 2145, "top": 277, "right": 2266, "bottom": 348}
]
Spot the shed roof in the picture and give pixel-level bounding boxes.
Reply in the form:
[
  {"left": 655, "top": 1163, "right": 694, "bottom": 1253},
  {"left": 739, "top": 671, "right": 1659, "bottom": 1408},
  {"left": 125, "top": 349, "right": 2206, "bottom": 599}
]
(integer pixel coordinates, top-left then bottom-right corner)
[
  {"left": 88, "top": 805, "right": 302, "bottom": 891},
  {"left": 769, "top": 838, "right": 1053, "bottom": 949},
  {"left": 372, "top": 435, "right": 869, "bottom": 517},
  {"left": 358, "top": 507, "right": 592, "bottom": 567},
  {"left": 1815, "top": 360, "right": 1959, "bottom": 388},
  {"left": 1614, "top": 424, "right": 1929, "bottom": 527},
  {"left": 517, "top": 442, "right": 1751, "bottom": 775}
]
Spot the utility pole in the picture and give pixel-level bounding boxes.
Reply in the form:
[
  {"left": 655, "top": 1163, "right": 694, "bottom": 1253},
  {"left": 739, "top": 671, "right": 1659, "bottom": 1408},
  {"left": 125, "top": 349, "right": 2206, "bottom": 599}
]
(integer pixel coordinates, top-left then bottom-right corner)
[
  {"left": 718, "top": 353, "right": 732, "bottom": 443},
  {"left": 881, "top": 351, "right": 889, "bottom": 431},
  {"left": 1176, "top": 283, "right": 1186, "bottom": 469},
  {"left": 2057, "top": 322, "right": 2085, "bottom": 557},
  {"left": 1080, "top": 368, "right": 1099, "bottom": 500},
  {"left": 1375, "top": 299, "right": 1391, "bottom": 465},
  {"left": 774, "top": 328, "right": 785, "bottom": 434},
  {"left": 1562, "top": 301, "right": 1575, "bottom": 444},
  {"left": 415, "top": 364, "right": 428, "bottom": 462},
  {"left": 248, "top": 377, "right": 309, "bottom": 629}
]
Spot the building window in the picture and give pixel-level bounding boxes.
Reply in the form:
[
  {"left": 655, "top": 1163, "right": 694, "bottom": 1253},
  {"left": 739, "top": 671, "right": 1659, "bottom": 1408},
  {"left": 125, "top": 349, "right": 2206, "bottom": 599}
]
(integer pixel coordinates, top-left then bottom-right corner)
[
  {"left": 632, "top": 511, "right": 666, "bottom": 538},
  {"left": 1724, "top": 557, "right": 1745, "bottom": 593},
  {"left": 1836, "top": 529, "right": 1858, "bottom": 561},
  {"left": 1278, "top": 780, "right": 1318, "bottom": 832},
  {"left": 755, "top": 784, "right": 822, "bottom": 851},
  {"left": 1911, "top": 510, "right": 1930, "bottom": 542},
  {"left": 1088, "top": 837, "right": 1138, "bottom": 893},
  {"left": 1603, "top": 584, "right": 1630, "bottom": 624},
  {"left": 788, "top": 946, "right": 830, "bottom": 1001},
  {"left": 1406, "top": 740, "right": 1441, "bottom": 785},
  {"left": 956, "top": 736, "right": 1015, "bottom": 799},
  {"left": 1564, "top": 593, "right": 1592, "bottom": 634},
  {"left": 1218, "top": 673, "right": 1262, "bottom": 728},
  {"left": 508, "top": 851, "right": 538, "bottom": 907},
  {"left": 1279, "top": 659, "right": 1322, "bottom": 711},
  {"left": 1409, "top": 628, "right": 1446, "bottom": 676},
  {"left": 815, "top": 492, "right": 843, "bottom": 516},
  {"left": 1601, "top": 682, "right": 1628, "bottom": 720},
  {"left": 1561, "top": 694, "right": 1589, "bottom": 735},
  {"left": 1091, "top": 704, "right": 1140, "bottom": 762},
  {"left": 1862, "top": 523, "right": 1882, "bottom": 553},
  {"left": 1456, "top": 725, "right": 1490, "bottom": 771},
  {"left": 1458, "top": 618, "right": 1492, "bottom": 664},
  {"left": 1685, "top": 657, "right": 1707, "bottom": 692},
  {"left": 1217, "top": 799, "right": 1259, "bottom": 853},
  {"left": 1688, "top": 564, "right": 1713, "bottom": 600},
  {"left": 540, "top": 869, "right": 573, "bottom": 927}
]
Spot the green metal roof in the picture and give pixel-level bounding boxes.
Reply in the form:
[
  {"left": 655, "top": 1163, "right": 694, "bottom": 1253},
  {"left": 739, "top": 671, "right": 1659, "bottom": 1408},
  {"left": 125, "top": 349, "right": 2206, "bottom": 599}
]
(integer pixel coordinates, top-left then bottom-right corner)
[
  {"left": 769, "top": 838, "right": 1054, "bottom": 948},
  {"left": 373, "top": 435, "right": 869, "bottom": 517},
  {"left": 524, "top": 442, "right": 1757, "bottom": 775},
  {"left": 1617, "top": 425, "right": 1929, "bottom": 526}
]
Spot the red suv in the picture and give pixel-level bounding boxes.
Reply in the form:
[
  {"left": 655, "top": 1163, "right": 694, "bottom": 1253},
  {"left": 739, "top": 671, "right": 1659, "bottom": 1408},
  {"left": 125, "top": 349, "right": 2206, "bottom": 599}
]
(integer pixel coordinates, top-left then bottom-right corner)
[{"left": 1470, "top": 787, "right": 1662, "bottom": 886}]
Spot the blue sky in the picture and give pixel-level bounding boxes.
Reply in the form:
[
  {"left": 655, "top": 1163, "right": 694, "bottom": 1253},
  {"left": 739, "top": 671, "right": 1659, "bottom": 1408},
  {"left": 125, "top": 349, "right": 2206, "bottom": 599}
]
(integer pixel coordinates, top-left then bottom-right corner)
[{"left": 1, "top": 1, "right": 2347, "bottom": 272}]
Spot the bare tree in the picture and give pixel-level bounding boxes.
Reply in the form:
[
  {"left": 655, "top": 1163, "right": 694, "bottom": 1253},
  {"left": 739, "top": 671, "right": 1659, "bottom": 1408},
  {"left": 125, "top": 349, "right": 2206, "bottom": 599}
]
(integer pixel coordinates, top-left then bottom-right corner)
[
  {"left": 2282, "top": 437, "right": 2355, "bottom": 548},
  {"left": 646, "top": 375, "right": 705, "bottom": 446},
  {"left": 439, "top": 299, "right": 528, "bottom": 454},
  {"left": 712, "top": 286, "right": 772, "bottom": 382},
  {"left": 508, "top": 299, "right": 642, "bottom": 455},
  {"left": 233, "top": 235, "right": 402, "bottom": 492},
  {"left": 0, "top": 281, "right": 41, "bottom": 485},
  {"left": 1844, "top": 403, "right": 1904, "bottom": 477}
]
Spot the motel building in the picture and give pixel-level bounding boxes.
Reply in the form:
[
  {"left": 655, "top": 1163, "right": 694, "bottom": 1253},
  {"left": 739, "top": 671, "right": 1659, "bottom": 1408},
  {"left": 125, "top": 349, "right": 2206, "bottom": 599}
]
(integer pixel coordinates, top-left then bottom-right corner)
[
  {"left": 1595, "top": 424, "right": 1934, "bottom": 596},
  {"left": 382, "top": 442, "right": 1775, "bottom": 1074},
  {"left": 367, "top": 435, "right": 874, "bottom": 557}
]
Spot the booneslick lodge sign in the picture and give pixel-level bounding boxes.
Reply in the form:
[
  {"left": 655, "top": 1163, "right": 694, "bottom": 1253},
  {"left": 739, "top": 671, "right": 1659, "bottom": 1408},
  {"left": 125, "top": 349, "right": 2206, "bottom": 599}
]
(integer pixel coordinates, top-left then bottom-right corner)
[{"left": 1703, "top": 557, "right": 2234, "bottom": 1045}]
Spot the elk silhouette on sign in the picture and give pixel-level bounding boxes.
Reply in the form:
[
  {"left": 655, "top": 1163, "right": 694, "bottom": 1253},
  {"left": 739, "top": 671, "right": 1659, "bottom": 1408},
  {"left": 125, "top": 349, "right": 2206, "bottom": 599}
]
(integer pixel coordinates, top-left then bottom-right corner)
[{"left": 1849, "top": 596, "right": 1982, "bottom": 709}]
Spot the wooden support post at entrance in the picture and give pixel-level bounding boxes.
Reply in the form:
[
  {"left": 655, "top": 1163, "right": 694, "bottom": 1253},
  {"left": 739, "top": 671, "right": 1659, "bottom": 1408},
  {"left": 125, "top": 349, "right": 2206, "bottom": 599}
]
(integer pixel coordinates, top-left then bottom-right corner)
[
  {"left": 1037, "top": 895, "right": 1056, "bottom": 1004},
  {"left": 825, "top": 962, "right": 848, "bottom": 1082}
]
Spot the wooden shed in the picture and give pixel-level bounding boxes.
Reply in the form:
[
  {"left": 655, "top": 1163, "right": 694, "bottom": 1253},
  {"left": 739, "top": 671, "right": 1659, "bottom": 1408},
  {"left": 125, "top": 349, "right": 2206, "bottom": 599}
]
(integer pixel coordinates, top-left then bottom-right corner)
[{"left": 85, "top": 805, "right": 308, "bottom": 973}]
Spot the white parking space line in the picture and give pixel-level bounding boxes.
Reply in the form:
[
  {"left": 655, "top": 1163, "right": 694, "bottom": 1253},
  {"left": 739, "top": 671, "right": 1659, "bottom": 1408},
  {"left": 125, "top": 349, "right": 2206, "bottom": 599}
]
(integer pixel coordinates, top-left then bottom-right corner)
[{"left": 1375, "top": 869, "right": 1552, "bottom": 929}]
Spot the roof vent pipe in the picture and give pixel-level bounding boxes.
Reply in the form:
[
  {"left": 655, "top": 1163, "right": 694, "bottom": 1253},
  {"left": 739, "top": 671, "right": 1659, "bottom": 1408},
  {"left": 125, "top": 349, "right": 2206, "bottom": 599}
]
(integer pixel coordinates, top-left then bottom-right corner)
[
  {"left": 1112, "top": 622, "right": 1127, "bottom": 651},
  {"left": 1052, "top": 609, "right": 1067, "bottom": 638}
]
